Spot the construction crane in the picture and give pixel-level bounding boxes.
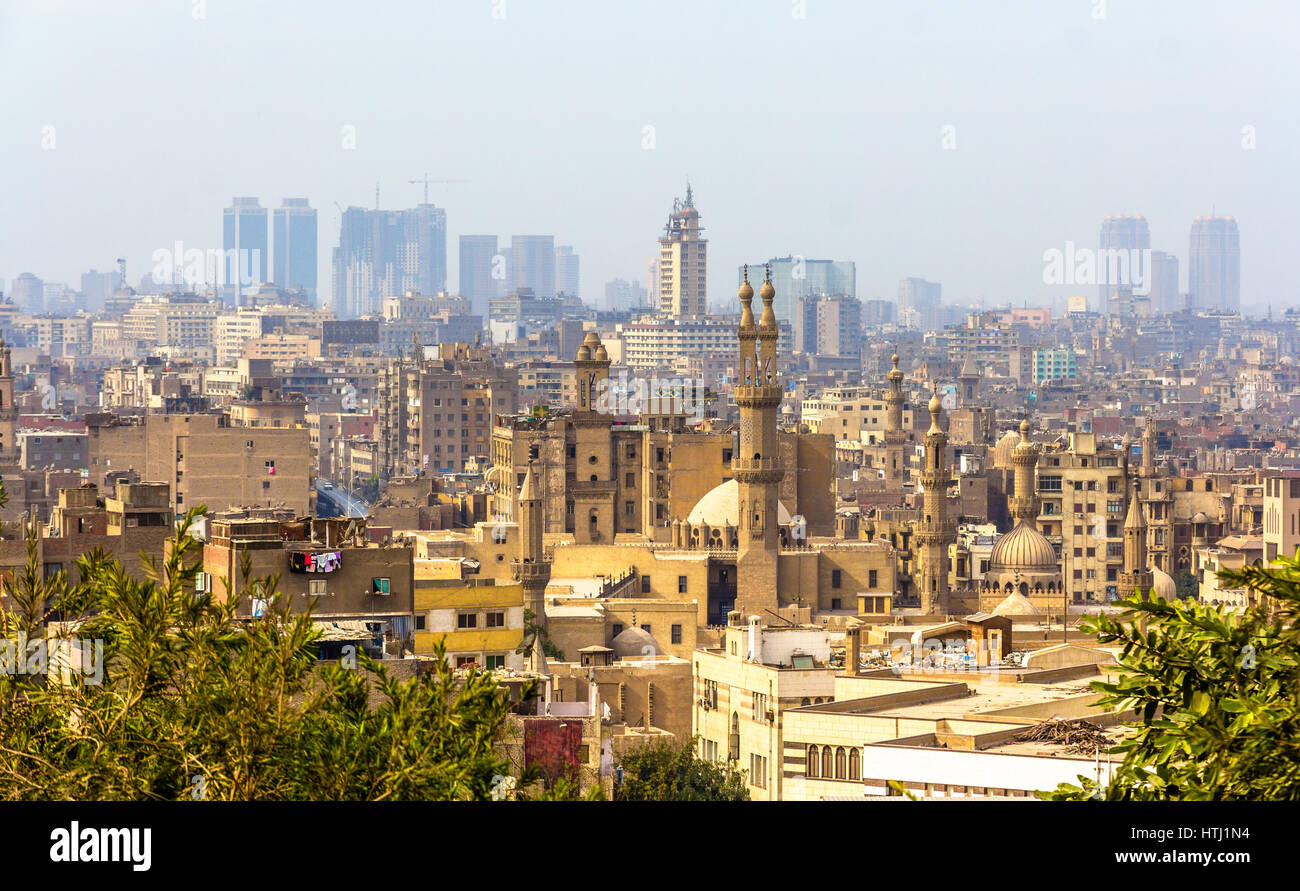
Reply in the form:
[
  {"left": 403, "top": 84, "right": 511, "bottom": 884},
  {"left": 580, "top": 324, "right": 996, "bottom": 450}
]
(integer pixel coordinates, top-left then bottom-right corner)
[{"left": 408, "top": 174, "right": 469, "bottom": 204}]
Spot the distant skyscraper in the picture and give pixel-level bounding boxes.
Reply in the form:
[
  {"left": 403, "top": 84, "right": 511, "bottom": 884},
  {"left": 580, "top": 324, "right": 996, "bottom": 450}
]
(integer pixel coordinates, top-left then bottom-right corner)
[
  {"left": 897, "top": 277, "right": 942, "bottom": 331},
  {"left": 737, "top": 256, "right": 855, "bottom": 341},
  {"left": 331, "top": 203, "right": 448, "bottom": 318},
  {"left": 1189, "top": 216, "right": 1240, "bottom": 312},
  {"left": 1099, "top": 215, "right": 1151, "bottom": 312},
  {"left": 459, "top": 235, "right": 503, "bottom": 318},
  {"left": 222, "top": 197, "right": 268, "bottom": 305},
  {"left": 658, "top": 185, "right": 707, "bottom": 317},
  {"left": 80, "top": 268, "right": 122, "bottom": 313},
  {"left": 273, "top": 198, "right": 318, "bottom": 305},
  {"left": 12, "top": 273, "right": 43, "bottom": 313},
  {"left": 604, "top": 278, "right": 647, "bottom": 311},
  {"left": 555, "top": 245, "right": 580, "bottom": 298},
  {"left": 509, "top": 236, "right": 556, "bottom": 299},
  {"left": 1148, "top": 251, "right": 1180, "bottom": 314}
]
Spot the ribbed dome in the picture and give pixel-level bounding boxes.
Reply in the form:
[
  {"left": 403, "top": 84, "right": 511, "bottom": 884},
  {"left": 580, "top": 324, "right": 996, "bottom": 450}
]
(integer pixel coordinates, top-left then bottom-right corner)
[
  {"left": 685, "top": 479, "right": 792, "bottom": 528},
  {"left": 989, "top": 521, "right": 1059, "bottom": 572},
  {"left": 611, "top": 627, "right": 661, "bottom": 658},
  {"left": 993, "top": 430, "right": 1021, "bottom": 468},
  {"left": 1149, "top": 564, "right": 1176, "bottom": 600}
]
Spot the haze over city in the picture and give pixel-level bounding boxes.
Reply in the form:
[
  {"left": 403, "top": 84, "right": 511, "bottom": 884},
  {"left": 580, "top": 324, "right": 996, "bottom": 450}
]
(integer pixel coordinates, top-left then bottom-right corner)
[{"left": 3, "top": 0, "right": 1297, "bottom": 313}]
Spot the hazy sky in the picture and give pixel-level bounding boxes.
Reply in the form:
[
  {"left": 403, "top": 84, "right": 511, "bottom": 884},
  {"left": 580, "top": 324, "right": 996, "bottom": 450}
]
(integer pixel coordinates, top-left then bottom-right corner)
[{"left": 2, "top": 0, "right": 1297, "bottom": 314}]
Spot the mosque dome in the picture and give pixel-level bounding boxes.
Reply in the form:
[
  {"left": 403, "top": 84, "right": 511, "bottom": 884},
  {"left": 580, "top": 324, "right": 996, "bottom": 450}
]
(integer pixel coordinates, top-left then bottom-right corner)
[
  {"left": 991, "top": 589, "right": 1040, "bottom": 617},
  {"left": 993, "top": 430, "right": 1021, "bottom": 468},
  {"left": 685, "top": 479, "right": 792, "bottom": 528},
  {"left": 988, "top": 522, "right": 1059, "bottom": 573},
  {"left": 611, "top": 626, "right": 661, "bottom": 659},
  {"left": 1149, "top": 564, "right": 1176, "bottom": 600}
]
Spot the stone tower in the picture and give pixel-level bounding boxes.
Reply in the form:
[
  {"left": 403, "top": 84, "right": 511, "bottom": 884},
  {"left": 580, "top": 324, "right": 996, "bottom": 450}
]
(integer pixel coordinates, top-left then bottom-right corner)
[
  {"left": 1140, "top": 415, "right": 1157, "bottom": 477},
  {"left": 883, "top": 353, "right": 907, "bottom": 486},
  {"left": 1118, "top": 489, "right": 1154, "bottom": 601},
  {"left": 957, "top": 352, "right": 981, "bottom": 403},
  {"left": 1008, "top": 419, "right": 1040, "bottom": 523},
  {"left": 915, "top": 384, "right": 954, "bottom": 614},
  {"left": 0, "top": 333, "right": 15, "bottom": 467},
  {"left": 733, "top": 265, "right": 784, "bottom": 617},
  {"left": 512, "top": 462, "right": 552, "bottom": 627},
  {"left": 572, "top": 331, "right": 615, "bottom": 543}
]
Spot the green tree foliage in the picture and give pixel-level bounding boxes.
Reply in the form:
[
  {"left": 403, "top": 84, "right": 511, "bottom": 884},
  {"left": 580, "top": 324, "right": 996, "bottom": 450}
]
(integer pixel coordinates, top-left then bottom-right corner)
[
  {"left": 0, "top": 506, "right": 542, "bottom": 801},
  {"left": 1174, "top": 569, "right": 1198, "bottom": 600},
  {"left": 614, "top": 737, "right": 749, "bottom": 801},
  {"left": 1042, "top": 553, "right": 1300, "bottom": 801}
]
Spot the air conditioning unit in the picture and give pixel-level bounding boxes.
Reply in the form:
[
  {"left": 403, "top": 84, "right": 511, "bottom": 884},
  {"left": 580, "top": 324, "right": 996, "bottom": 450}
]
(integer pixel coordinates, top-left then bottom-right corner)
[{"left": 765, "top": 709, "right": 776, "bottom": 723}]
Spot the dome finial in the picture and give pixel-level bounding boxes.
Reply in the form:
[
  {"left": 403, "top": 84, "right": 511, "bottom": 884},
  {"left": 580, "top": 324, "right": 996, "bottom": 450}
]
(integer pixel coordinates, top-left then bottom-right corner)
[
  {"left": 759, "top": 263, "right": 775, "bottom": 303},
  {"left": 738, "top": 264, "right": 754, "bottom": 304}
]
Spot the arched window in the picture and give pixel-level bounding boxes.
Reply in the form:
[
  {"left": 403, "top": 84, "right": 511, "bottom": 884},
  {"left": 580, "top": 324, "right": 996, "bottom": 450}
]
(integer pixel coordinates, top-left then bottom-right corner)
[
  {"left": 806, "top": 745, "right": 819, "bottom": 777},
  {"left": 800, "top": 697, "right": 811, "bottom": 706},
  {"left": 822, "top": 746, "right": 833, "bottom": 778},
  {"left": 835, "top": 747, "right": 847, "bottom": 779},
  {"left": 849, "top": 748, "right": 861, "bottom": 781}
]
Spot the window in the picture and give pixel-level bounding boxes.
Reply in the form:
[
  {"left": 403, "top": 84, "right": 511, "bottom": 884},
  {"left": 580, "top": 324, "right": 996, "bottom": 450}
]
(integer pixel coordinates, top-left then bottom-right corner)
[
  {"left": 671, "top": 624, "right": 682, "bottom": 645},
  {"left": 835, "top": 747, "right": 847, "bottom": 779},
  {"left": 749, "top": 753, "right": 767, "bottom": 789},
  {"left": 625, "top": 472, "right": 635, "bottom": 487},
  {"left": 831, "top": 569, "right": 842, "bottom": 589},
  {"left": 455, "top": 656, "right": 477, "bottom": 669},
  {"left": 831, "top": 598, "right": 842, "bottom": 610},
  {"left": 678, "top": 575, "right": 688, "bottom": 594},
  {"left": 849, "top": 748, "right": 861, "bottom": 781},
  {"left": 641, "top": 575, "right": 651, "bottom": 593},
  {"left": 309, "top": 579, "right": 327, "bottom": 596},
  {"left": 371, "top": 577, "right": 390, "bottom": 595},
  {"left": 822, "top": 747, "right": 833, "bottom": 777},
  {"left": 484, "top": 655, "right": 505, "bottom": 670},
  {"left": 869, "top": 569, "right": 878, "bottom": 588},
  {"left": 457, "top": 612, "right": 477, "bottom": 629},
  {"left": 806, "top": 745, "right": 819, "bottom": 777},
  {"left": 415, "top": 615, "right": 426, "bottom": 631},
  {"left": 611, "top": 623, "right": 624, "bottom": 637},
  {"left": 486, "top": 611, "right": 506, "bottom": 628}
]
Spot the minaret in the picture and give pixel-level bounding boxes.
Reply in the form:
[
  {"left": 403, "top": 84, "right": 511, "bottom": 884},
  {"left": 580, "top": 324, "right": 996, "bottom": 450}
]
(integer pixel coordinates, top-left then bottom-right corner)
[
  {"left": 1008, "top": 419, "right": 1040, "bottom": 523},
  {"left": 733, "top": 265, "right": 784, "bottom": 617},
  {"left": 883, "top": 353, "right": 907, "bottom": 487},
  {"left": 0, "top": 332, "right": 15, "bottom": 467},
  {"left": 1140, "top": 415, "right": 1157, "bottom": 477},
  {"left": 1118, "top": 489, "right": 1153, "bottom": 601},
  {"left": 957, "top": 353, "right": 981, "bottom": 403},
  {"left": 512, "top": 462, "right": 551, "bottom": 627},
  {"left": 915, "top": 384, "right": 954, "bottom": 614},
  {"left": 572, "top": 331, "right": 614, "bottom": 543}
]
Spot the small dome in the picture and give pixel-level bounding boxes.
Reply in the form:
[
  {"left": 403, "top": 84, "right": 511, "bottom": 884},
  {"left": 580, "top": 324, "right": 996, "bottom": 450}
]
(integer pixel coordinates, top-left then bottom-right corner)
[
  {"left": 738, "top": 278, "right": 754, "bottom": 301},
  {"left": 992, "top": 590, "right": 1040, "bottom": 616},
  {"left": 576, "top": 345, "right": 591, "bottom": 361},
  {"left": 928, "top": 390, "right": 942, "bottom": 414},
  {"left": 583, "top": 331, "right": 601, "bottom": 346},
  {"left": 611, "top": 626, "right": 661, "bottom": 659},
  {"left": 989, "top": 521, "right": 1059, "bottom": 573},
  {"left": 1149, "top": 564, "right": 1176, "bottom": 600},
  {"left": 993, "top": 430, "right": 1021, "bottom": 468},
  {"left": 594, "top": 345, "right": 608, "bottom": 361},
  {"left": 760, "top": 278, "right": 775, "bottom": 301},
  {"left": 686, "top": 479, "right": 792, "bottom": 528}
]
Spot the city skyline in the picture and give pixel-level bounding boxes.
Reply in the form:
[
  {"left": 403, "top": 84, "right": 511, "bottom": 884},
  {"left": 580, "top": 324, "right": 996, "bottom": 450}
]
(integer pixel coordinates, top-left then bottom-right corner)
[{"left": 2, "top": 1, "right": 1294, "bottom": 314}]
